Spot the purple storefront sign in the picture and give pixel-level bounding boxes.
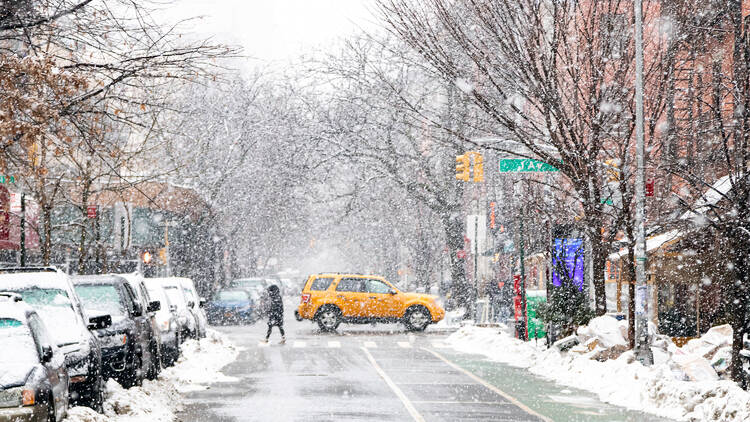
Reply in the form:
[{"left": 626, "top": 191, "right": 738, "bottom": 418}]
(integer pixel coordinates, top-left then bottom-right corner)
[{"left": 552, "top": 238, "right": 585, "bottom": 290}]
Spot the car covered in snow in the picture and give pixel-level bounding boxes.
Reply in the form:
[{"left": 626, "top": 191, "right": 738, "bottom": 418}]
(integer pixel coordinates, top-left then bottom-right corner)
[
  {"left": 142, "top": 279, "right": 181, "bottom": 366},
  {"left": 145, "top": 278, "right": 194, "bottom": 340},
  {"left": 115, "top": 272, "right": 164, "bottom": 378},
  {"left": 0, "top": 292, "right": 69, "bottom": 422},
  {"left": 206, "top": 289, "right": 258, "bottom": 325},
  {"left": 0, "top": 267, "right": 108, "bottom": 411},
  {"left": 73, "top": 275, "right": 160, "bottom": 388},
  {"left": 176, "top": 277, "right": 207, "bottom": 338}
]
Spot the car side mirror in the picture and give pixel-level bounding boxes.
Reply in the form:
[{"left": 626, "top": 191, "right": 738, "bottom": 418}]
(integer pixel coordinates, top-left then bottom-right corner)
[
  {"left": 187, "top": 301, "right": 195, "bottom": 309},
  {"left": 199, "top": 298, "right": 206, "bottom": 308},
  {"left": 41, "top": 345, "right": 53, "bottom": 363},
  {"left": 132, "top": 303, "right": 143, "bottom": 317},
  {"left": 389, "top": 289, "right": 398, "bottom": 295},
  {"left": 147, "top": 300, "right": 161, "bottom": 313},
  {"left": 88, "top": 314, "right": 112, "bottom": 330}
]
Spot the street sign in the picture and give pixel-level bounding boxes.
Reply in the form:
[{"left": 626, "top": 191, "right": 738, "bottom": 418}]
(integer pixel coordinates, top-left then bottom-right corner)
[
  {"left": 0, "top": 175, "right": 17, "bottom": 184},
  {"left": 498, "top": 158, "right": 559, "bottom": 173},
  {"left": 87, "top": 205, "right": 97, "bottom": 219},
  {"left": 456, "top": 250, "right": 467, "bottom": 259}
]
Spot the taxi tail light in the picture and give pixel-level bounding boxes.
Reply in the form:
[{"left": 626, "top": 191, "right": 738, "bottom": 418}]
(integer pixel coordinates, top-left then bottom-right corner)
[
  {"left": 301, "top": 293, "right": 311, "bottom": 304},
  {"left": 22, "top": 389, "right": 34, "bottom": 406}
]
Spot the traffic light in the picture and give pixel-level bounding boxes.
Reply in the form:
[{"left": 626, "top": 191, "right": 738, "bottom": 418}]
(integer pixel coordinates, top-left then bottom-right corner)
[
  {"left": 604, "top": 159, "right": 620, "bottom": 182},
  {"left": 142, "top": 251, "right": 152, "bottom": 264},
  {"left": 468, "top": 151, "right": 484, "bottom": 182},
  {"left": 456, "top": 154, "right": 470, "bottom": 181},
  {"left": 158, "top": 248, "right": 167, "bottom": 264}
]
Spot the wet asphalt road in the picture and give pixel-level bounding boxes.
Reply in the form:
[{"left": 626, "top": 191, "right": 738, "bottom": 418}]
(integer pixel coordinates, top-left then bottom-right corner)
[{"left": 178, "top": 306, "right": 673, "bottom": 422}]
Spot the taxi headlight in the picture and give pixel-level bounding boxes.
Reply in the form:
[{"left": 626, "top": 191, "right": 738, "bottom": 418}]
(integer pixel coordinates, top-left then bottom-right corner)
[{"left": 100, "top": 333, "right": 127, "bottom": 348}]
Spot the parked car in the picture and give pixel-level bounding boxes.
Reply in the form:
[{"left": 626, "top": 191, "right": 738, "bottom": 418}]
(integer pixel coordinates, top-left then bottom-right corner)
[
  {"left": 142, "top": 280, "right": 181, "bottom": 366},
  {"left": 116, "top": 273, "right": 163, "bottom": 379},
  {"left": 0, "top": 292, "right": 69, "bottom": 422},
  {"left": 72, "top": 275, "right": 159, "bottom": 388},
  {"left": 206, "top": 289, "right": 258, "bottom": 325},
  {"left": 176, "top": 278, "right": 207, "bottom": 338},
  {"left": 145, "top": 278, "right": 194, "bottom": 340},
  {"left": 0, "top": 267, "right": 107, "bottom": 411},
  {"left": 295, "top": 273, "right": 445, "bottom": 332}
]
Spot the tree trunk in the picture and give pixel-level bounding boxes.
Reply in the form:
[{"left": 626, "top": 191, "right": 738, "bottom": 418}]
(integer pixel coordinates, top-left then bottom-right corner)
[
  {"left": 77, "top": 187, "right": 90, "bottom": 274},
  {"left": 41, "top": 205, "right": 52, "bottom": 265},
  {"left": 729, "top": 225, "right": 750, "bottom": 383},
  {"left": 442, "top": 212, "right": 468, "bottom": 311}
]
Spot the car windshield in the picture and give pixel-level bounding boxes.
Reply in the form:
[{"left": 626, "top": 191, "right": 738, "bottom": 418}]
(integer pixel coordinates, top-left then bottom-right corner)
[
  {"left": 230, "top": 278, "right": 265, "bottom": 290},
  {"left": 163, "top": 286, "right": 186, "bottom": 308},
  {"left": 183, "top": 288, "right": 197, "bottom": 302},
  {"left": 0, "top": 320, "right": 38, "bottom": 367},
  {"left": 216, "top": 290, "right": 248, "bottom": 301},
  {"left": 5, "top": 287, "right": 82, "bottom": 347},
  {"left": 75, "top": 284, "right": 127, "bottom": 317},
  {"left": 146, "top": 286, "right": 170, "bottom": 309}
]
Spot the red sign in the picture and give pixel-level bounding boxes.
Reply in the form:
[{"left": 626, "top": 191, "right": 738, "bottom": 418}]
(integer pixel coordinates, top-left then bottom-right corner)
[
  {"left": 456, "top": 250, "right": 467, "bottom": 259},
  {"left": 514, "top": 295, "right": 523, "bottom": 319},
  {"left": 497, "top": 281, "right": 505, "bottom": 289},
  {"left": 513, "top": 274, "right": 521, "bottom": 294},
  {"left": 87, "top": 205, "right": 97, "bottom": 219},
  {"left": 645, "top": 178, "right": 655, "bottom": 197},
  {"left": 489, "top": 202, "right": 496, "bottom": 229}
]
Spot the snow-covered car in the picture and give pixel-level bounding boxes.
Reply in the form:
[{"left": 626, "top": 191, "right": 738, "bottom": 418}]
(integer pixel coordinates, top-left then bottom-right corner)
[
  {"left": 73, "top": 275, "right": 160, "bottom": 388},
  {"left": 0, "top": 267, "right": 108, "bottom": 411},
  {"left": 115, "top": 272, "right": 164, "bottom": 378},
  {"left": 176, "top": 277, "right": 207, "bottom": 339},
  {"left": 0, "top": 292, "right": 69, "bottom": 422},
  {"left": 142, "top": 280, "right": 181, "bottom": 366},
  {"left": 145, "top": 278, "right": 194, "bottom": 340}
]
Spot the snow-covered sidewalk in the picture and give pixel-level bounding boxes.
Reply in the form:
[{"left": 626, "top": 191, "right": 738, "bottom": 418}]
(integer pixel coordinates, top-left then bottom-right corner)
[
  {"left": 64, "top": 329, "right": 238, "bottom": 422},
  {"left": 445, "top": 321, "right": 750, "bottom": 421}
]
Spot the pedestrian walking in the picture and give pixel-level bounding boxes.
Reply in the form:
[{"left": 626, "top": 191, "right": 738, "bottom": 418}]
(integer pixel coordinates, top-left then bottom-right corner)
[{"left": 263, "top": 285, "right": 285, "bottom": 344}]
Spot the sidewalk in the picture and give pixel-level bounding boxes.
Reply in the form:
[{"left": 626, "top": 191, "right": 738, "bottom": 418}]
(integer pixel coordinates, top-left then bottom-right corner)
[{"left": 444, "top": 321, "right": 750, "bottom": 421}]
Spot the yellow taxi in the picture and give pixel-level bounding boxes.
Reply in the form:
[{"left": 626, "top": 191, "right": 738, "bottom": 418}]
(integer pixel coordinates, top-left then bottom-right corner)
[{"left": 295, "top": 273, "right": 445, "bottom": 332}]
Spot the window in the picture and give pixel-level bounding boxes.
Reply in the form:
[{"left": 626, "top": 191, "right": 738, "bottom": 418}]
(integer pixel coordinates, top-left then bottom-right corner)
[
  {"left": 76, "top": 284, "right": 127, "bottom": 317},
  {"left": 28, "top": 314, "right": 52, "bottom": 357},
  {"left": 365, "top": 279, "right": 391, "bottom": 294},
  {"left": 335, "top": 278, "right": 364, "bottom": 292},
  {"left": 310, "top": 277, "right": 334, "bottom": 291}
]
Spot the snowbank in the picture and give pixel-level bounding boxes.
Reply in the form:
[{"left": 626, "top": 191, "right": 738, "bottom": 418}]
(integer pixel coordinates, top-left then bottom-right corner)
[
  {"left": 64, "top": 329, "right": 238, "bottom": 422},
  {"left": 445, "top": 321, "right": 750, "bottom": 421}
]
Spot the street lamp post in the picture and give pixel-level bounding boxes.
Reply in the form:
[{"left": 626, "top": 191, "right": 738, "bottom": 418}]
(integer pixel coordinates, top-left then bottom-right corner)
[{"left": 633, "top": 0, "right": 653, "bottom": 365}]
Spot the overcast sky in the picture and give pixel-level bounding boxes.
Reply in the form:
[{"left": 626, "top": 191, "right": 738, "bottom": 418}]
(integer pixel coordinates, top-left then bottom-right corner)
[{"left": 165, "top": 0, "right": 378, "bottom": 67}]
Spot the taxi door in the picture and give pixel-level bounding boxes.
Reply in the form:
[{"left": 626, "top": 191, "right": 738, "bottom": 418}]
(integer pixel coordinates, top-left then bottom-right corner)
[
  {"left": 333, "top": 277, "right": 367, "bottom": 317},
  {"left": 363, "top": 278, "right": 402, "bottom": 318}
]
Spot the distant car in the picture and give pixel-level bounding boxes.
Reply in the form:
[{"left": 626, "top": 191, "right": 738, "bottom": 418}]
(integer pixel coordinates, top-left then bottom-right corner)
[
  {"left": 146, "top": 278, "right": 194, "bottom": 340},
  {"left": 73, "top": 275, "right": 159, "bottom": 388},
  {"left": 0, "top": 267, "right": 107, "bottom": 411},
  {"left": 206, "top": 289, "right": 258, "bottom": 325},
  {"left": 296, "top": 273, "right": 445, "bottom": 332},
  {"left": 116, "top": 273, "right": 163, "bottom": 379},
  {"left": 142, "top": 280, "right": 181, "bottom": 366},
  {"left": 176, "top": 278, "right": 207, "bottom": 339},
  {"left": 229, "top": 277, "right": 268, "bottom": 295},
  {"left": 0, "top": 293, "right": 69, "bottom": 422}
]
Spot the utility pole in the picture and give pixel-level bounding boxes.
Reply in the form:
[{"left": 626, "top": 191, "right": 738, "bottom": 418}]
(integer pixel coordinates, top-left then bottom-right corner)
[
  {"left": 19, "top": 193, "right": 25, "bottom": 267},
  {"left": 633, "top": 0, "right": 653, "bottom": 365}
]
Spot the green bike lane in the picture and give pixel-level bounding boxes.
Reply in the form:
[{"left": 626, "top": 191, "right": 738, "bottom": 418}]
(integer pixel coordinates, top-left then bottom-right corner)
[{"left": 432, "top": 348, "right": 673, "bottom": 422}]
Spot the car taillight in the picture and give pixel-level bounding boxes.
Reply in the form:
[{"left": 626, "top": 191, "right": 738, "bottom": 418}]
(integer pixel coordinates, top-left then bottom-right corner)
[{"left": 301, "top": 293, "right": 311, "bottom": 304}]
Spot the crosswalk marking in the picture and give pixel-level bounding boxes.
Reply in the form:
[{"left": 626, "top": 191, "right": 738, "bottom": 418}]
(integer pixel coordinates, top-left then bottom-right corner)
[
  {"left": 328, "top": 341, "right": 341, "bottom": 348},
  {"left": 397, "top": 341, "right": 412, "bottom": 348},
  {"left": 363, "top": 341, "right": 377, "bottom": 348},
  {"left": 293, "top": 340, "right": 307, "bottom": 348}
]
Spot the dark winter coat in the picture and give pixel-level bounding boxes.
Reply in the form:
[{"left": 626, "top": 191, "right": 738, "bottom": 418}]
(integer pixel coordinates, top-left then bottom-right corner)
[{"left": 267, "top": 285, "right": 284, "bottom": 326}]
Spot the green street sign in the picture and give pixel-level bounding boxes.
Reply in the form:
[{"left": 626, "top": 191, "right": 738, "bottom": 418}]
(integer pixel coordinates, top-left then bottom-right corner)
[
  {"left": 498, "top": 159, "right": 559, "bottom": 173},
  {"left": 0, "top": 175, "right": 17, "bottom": 184}
]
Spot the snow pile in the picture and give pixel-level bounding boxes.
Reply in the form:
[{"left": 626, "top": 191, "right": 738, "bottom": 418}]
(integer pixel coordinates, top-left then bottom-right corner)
[
  {"left": 445, "top": 320, "right": 750, "bottom": 421},
  {"left": 64, "top": 328, "right": 238, "bottom": 421},
  {"left": 160, "top": 328, "right": 239, "bottom": 393}
]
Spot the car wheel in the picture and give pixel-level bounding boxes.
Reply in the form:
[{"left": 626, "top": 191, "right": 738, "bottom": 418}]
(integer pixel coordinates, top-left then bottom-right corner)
[
  {"left": 316, "top": 306, "right": 341, "bottom": 332},
  {"left": 146, "top": 344, "right": 159, "bottom": 380},
  {"left": 404, "top": 306, "right": 431, "bottom": 332},
  {"left": 123, "top": 354, "right": 143, "bottom": 388},
  {"left": 92, "top": 373, "right": 105, "bottom": 412}
]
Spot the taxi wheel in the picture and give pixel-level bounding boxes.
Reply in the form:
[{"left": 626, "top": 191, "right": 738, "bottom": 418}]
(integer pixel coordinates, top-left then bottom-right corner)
[
  {"left": 316, "top": 306, "right": 341, "bottom": 332},
  {"left": 404, "top": 306, "right": 431, "bottom": 332}
]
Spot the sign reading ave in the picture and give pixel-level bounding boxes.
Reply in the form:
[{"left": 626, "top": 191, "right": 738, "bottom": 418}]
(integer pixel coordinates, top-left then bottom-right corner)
[{"left": 498, "top": 158, "right": 559, "bottom": 173}]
